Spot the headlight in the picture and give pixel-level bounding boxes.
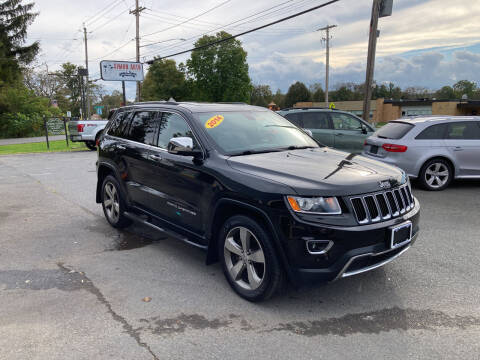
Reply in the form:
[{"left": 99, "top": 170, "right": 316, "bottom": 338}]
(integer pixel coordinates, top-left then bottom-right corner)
[{"left": 286, "top": 196, "right": 342, "bottom": 215}]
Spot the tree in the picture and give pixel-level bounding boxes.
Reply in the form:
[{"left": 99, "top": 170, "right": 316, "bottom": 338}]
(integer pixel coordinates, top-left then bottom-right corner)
[
  {"left": 285, "top": 81, "right": 310, "bottom": 107},
  {"left": 309, "top": 83, "right": 324, "bottom": 102},
  {"left": 435, "top": 86, "right": 455, "bottom": 100},
  {"left": 142, "top": 59, "right": 188, "bottom": 101},
  {"left": 250, "top": 84, "right": 273, "bottom": 107},
  {"left": 0, "top": 0, "right": 39, "bottom": 86},
  {"left": 453, "top": 80, "right": 476, "bottom": 99},
  {"left": 53, "top": 62, "right": 83, "bottom": 116},
  {"left": 272, "top": 89, "right": 286, "bottom": 109},
  {"left": 186, "top": 31, "right": 251, "bottom": 102}
]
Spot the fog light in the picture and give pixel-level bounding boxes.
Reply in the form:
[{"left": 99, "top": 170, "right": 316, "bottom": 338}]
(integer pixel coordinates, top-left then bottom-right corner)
[{"left": 306, "top": 240, "right": 333, "bottom": 255}]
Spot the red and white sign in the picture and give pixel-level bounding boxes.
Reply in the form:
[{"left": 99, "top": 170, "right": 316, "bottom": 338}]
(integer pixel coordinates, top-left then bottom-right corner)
[{"left": 100, "top": 60, "right": 144, "bottom": 81}]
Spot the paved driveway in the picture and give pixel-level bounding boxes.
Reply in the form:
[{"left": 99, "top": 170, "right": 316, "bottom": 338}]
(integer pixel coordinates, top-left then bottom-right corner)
[{"left": 0, "top": 152, "right": 479, "bottom": 359}]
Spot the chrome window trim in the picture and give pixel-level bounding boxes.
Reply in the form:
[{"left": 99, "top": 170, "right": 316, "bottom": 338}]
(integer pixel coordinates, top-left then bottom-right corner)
[{"left": 106, "top": 108, "right": 206, "bottom": 159}]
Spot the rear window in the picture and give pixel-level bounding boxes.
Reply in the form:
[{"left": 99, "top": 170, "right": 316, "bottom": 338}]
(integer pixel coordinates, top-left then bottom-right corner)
[{"left": 375, "top": 121, "right": 414, "bottom": 139}]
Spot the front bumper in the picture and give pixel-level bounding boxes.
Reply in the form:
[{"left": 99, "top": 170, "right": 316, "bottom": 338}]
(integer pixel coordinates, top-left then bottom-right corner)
[{"left": 277, "top": 198, "right": 420, "bottom": 284}]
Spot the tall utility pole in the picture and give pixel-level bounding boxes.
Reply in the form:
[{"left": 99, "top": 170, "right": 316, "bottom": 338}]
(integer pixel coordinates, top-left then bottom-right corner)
[
  {"left": 362, "top": 0, "right": 393, "bottom": 121},
  {"left": 83, "top": 24, "right": 90, "bottom": 119},
  {"left": 130, "top": 0, "right": 145, "bottom": 102},
  {"left": 317, "top": 24, "right": 337, "bottom": 107}
]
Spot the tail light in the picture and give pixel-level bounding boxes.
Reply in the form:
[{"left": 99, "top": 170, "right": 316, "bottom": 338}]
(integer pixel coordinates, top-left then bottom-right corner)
[
  {"left": 363, "top": 139, "right": 368, "bottom": 146},
  {"left": 77, "top": 124, "right": 85, "bottom": 133},
  {"left": 382, "top": 143, "right": 408, "bottom": 152}
]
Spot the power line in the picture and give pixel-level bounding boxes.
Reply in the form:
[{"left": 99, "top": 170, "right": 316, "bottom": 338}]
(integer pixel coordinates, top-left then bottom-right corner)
[
  {"left": 83, "top": 0, "right": 119, "bottom": 26},
  {"left": 140, "top": 0, "right": 296, "bottom": 56},
  {"left": 146, "top": 0, "right": 340, "bottom": 64},
  {"left": 142, "top": 0, "right": 232, "bottom": 38},
  {"left": 90, "top": 6, "right": 130, "bottom": 34},
  {"left": 91, "top": 39, "right": 134, "bottom": 61}
]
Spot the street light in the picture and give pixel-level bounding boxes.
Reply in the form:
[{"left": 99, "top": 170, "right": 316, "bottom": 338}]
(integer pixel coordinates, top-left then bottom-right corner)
[{"left": 140, "top": 38, "right": 186, "bottom": 48}]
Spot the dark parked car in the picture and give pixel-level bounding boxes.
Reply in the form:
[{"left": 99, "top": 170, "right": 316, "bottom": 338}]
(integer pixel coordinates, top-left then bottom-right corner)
[
  {"left": 277, "top": 108, "right": 376, "bottom": 153},
  {"left": 96, "top": 102, "right": 420, "bottom": 301}
]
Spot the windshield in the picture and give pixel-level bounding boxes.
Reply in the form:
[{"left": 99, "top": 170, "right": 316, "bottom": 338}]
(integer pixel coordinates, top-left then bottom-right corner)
[
  {"left": 374, "top": 121, "right": 414, "bottom": 139},
  {"left": 194, "top": 110, "right": 319, "bottom": 155}
]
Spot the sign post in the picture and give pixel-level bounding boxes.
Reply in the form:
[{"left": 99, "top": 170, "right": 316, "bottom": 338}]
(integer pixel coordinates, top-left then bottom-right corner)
[{"left": 100, "top": 60, "right": 144, "bottom": 105}]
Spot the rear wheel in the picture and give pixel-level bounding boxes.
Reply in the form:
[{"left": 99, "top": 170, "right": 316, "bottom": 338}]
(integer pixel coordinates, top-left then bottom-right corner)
[
  {"left": 85, "top": 141, "right": 96, "bottom": 150},
  {"left": 419, "top": 158, "right": 452, "bottom": 191},
  {"left": 101, "top": 175, "right": 131, "bottom": 228},
  {"left": 219, "top": 215, "right": 285, "bottom": 302}
]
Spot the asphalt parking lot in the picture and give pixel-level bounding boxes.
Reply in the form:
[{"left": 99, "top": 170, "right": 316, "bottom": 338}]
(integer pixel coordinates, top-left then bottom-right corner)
[{"left": 0, "top": 151, "right": 479, "bottom": 360}]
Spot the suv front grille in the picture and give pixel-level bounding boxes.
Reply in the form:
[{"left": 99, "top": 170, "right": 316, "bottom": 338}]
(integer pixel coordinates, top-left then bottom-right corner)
[{"left": 349, "top": 184, "right": 414, "bottom": 224}]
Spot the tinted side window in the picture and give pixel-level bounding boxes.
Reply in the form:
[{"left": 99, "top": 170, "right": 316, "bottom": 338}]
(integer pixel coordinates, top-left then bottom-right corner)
[
  {"left": 446, "top": 121, "right": 480, "bottom": 140},
  {"left": 415, "top": 123, "right": 447, "bottom": 139},
  {"left": 284, "top": 113, "right": 303, "bottom": 127},
  {"left": 157, "top": 112, "right": 196, "bottom": 149},
  {"left": 331, "top": 113, "right": 362, "bottom": 131},
  {"left": 107, "top": 111, "right": 125, "bottom": 137},
  {"left": 301, "top": 112, "right": 330, "bottom": 129},
  {"left": 126, "top": 111, "right": 159, "bottom": 145}
]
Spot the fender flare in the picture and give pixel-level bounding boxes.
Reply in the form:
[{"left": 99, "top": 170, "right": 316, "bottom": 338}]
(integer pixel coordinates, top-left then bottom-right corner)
[
  {"left": 206, "top": 198, "right": 295, "bottom": 283},
  {"left": 96, "top": 161, "right": 129, "bottom": 204}
]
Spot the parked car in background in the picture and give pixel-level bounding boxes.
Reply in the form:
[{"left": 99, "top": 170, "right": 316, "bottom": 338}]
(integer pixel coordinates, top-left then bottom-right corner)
[
  {"left": 67, "top": 109, "right": 116, "bottom": 150},
  {"left": 277, "top": 108, "right": 375, "bottom": 153},
  {"left": 96, "top": 102, "right": 420, "bottom": 301},
  {"left": 363, "top": 116, "right": 480, "bottom": 191}
]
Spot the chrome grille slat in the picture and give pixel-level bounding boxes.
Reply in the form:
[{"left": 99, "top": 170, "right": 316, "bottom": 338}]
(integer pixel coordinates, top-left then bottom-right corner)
[{"left": 349, "top": 184, "right": 415, "bottom": 225}]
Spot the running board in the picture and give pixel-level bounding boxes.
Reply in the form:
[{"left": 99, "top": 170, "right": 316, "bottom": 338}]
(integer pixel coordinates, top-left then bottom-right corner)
[{"left": 124, "top": 211, "right": 207, "bottom": 250}]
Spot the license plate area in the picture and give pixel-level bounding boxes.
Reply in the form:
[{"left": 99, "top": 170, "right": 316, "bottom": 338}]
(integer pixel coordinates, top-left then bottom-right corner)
[
  {"left": 369, "top": 145, "right": 379, "bottom": 154},
  {"left": 390, "top": 221, "right": 412, "bottom": 249}
]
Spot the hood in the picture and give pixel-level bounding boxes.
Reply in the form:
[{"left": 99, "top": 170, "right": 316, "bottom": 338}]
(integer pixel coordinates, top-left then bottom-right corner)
[{"left": 227, "top": 147, "right": 406, "bottom": 196}]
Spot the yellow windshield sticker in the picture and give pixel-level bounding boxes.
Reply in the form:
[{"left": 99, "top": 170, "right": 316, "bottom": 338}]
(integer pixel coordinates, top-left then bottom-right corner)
[{"left": 205, "top": 115, "right": 224, "bottom": 129}]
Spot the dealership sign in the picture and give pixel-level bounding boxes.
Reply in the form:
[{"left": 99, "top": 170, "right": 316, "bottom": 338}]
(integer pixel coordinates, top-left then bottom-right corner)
[{"left": 100, "top": 60, "right": 144, "bottom": 81}]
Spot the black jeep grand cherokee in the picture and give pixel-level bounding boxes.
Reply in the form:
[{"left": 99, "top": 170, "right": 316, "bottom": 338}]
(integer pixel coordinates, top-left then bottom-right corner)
[{"left": 96, "top": 102, "right": 420, "bottom": 301}]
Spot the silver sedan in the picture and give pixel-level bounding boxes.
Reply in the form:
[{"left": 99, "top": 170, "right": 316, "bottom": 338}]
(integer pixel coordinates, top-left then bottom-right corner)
[{"left": 363, "top": 116, "right": 480, "bottom": 190}]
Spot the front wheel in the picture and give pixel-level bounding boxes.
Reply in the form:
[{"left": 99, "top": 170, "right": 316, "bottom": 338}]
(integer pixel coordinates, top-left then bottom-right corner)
[
  {"left": 85, "top": 141, "right": 96, "bottom": 150},
  {"left": 219, "top": 215, "right": 285, "bottom": 302},
  {"left": 101, "top": 175, "right": 131, "bottom": 228}
]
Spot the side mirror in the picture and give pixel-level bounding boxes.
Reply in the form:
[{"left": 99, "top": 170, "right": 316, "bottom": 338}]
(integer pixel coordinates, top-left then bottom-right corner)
[
  {"left": 303, "top": 129, "right": 313, "bottom": 137},
  {"left": 361, "top": 124, "right": 368, "bottom": 134},
  {"left": 167, "top": 137, "right": 202, "bottom": 157}
]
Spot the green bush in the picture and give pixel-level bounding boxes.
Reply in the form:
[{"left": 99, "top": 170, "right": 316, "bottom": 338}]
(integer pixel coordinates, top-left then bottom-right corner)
[{"left": 0, "top": 84, "right": 59, "bottom": 138}]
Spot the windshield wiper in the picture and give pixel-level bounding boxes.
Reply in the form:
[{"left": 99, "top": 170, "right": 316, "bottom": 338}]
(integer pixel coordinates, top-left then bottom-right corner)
[
  {"left": 285, "top": 145, "right": 317, "bottom": 150},
  {"left": 229, "top": 148, "right": 285, "bottom": 156}
]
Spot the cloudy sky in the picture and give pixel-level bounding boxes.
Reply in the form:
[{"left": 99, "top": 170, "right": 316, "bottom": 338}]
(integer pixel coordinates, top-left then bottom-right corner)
[{"left": 28, "top": 0, "right": 480, "bottom": 99}]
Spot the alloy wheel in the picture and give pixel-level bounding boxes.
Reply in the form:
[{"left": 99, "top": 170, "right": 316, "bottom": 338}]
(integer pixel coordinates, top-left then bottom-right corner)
[
  {"left": 425, "top": 162, "right": 449, "bottom": 189},
  {"left": 103, "top": 182, "right": 120, "bottom": 223},
  {"left": 223, "top": 226, "right": 266, "bottom": 290}
]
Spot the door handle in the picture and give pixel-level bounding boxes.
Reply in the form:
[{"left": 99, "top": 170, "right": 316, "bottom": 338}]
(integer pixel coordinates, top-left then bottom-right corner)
[
  {"left": 453, "top": 146, "right": 463, "bottom": 151},
  {"left": 148, "top": 154, "right": 163, "bottom": 161},
  {"left": 335, "top": 133, "right": 344, "bottom": 136},
  {"left": 116, "top": 145, "right": 126, "bottom": 150}
]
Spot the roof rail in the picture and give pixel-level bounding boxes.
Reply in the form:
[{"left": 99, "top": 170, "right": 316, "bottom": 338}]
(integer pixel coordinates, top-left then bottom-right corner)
[
  {"left": 132, "top": 101, "right": 179, "bottom": 106},
  {"left": 280, "top": 106, "right": 338, "bottom": 111}
]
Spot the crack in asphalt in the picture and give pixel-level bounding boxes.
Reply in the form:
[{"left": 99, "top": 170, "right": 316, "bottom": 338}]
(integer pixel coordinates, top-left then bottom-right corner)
[{"left": 56, "top": 263, "right": 159, "bottom": 360}]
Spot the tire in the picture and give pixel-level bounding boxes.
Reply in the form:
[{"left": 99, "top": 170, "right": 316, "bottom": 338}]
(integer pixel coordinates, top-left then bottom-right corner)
[
  {"left": 101, "top": 175, "right": 132, "bottom": 228},
  {"left": 219, "top": 215, "right": 285, "bottom": 302},
  {"left": 419, "top": 158, "right": 452, "bottom": 191},
  {"left": 85, "top": 141, "right": 96, "bottom": 151}
]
